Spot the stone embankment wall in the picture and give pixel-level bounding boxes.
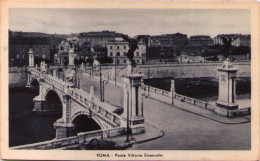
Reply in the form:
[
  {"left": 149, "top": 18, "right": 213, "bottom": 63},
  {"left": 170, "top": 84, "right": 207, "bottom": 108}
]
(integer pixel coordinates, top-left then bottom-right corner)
[
  {"left": 96, "top": 62, "right": 250, "bottom": 79},
  {"left": 9, "top": 67, "right": 27, "bottom": 88}
]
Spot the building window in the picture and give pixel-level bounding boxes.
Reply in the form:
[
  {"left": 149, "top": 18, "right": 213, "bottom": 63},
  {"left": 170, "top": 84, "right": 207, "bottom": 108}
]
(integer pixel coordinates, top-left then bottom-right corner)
[
  {"left": 116, "top": 52, "right": 120, "bottom": 56},
  {"left": 117, "top": 59, "right": 120, "bottom": 64},
  {"left": 124, "top": 46, "right": 126, "bottom": 49},
  {"left": 42, "top": 46, "right": 46, "bottom": 51},
  {"left": 124, "top": 59, "right": 126, "bottom": 63},
  {"left": 137, "top": 59, "right": 139, "bottom": 63},
  {"left": 136, "top": 52, "right": 139, "bottom": 56},
  {"left": 110, "top": 46, "right": 113, "bottom": 49},
  {"left": 110, "top": 52, "right": 113, "bottom": 56},
  {"left": 35, "top": 45, "right": 39, "bottom": 51},
  {"left": 55, "top": 59, "right": 58, "bottom": 63}
]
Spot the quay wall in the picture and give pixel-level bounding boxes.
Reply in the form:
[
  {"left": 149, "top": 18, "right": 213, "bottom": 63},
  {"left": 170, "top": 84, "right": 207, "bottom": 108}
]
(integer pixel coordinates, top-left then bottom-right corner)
[
  {"left": 97, "top": 62, "right": 251, "bottom": 79},
  {"left": 9, "top": 67, "right": 27, "bottom": 88},
  {"left": 139, "top": 62, "right": 250, "bottom": 79}
]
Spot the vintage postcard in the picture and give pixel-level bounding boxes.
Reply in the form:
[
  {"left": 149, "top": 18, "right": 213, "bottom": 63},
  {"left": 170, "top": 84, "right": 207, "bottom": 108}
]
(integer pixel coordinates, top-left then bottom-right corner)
[{"left": 0, "top": 0, "right": 259, "bottom": 160}]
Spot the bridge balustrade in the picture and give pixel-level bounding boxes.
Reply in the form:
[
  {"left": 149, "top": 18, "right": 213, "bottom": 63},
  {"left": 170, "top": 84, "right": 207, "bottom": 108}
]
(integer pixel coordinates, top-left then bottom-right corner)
[
  {"left": 30, "top": 67, "right": 123, "bottom": 129},
  {"left": 13, "top": 127, "right": 126, "bottom": 150},
  {"left": 68, "top": 88, "right": 121, "bottom": 127},
  {"left": 12, "top": 135, "right": 79, "bottom": 150},
  {"left": 142, "top": 83, "right": 217, "bottom": 112}
]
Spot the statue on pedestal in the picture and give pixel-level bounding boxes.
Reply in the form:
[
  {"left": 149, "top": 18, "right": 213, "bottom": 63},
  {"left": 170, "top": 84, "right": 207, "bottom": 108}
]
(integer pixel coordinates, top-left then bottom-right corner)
[
  {"left": 40, "top": 61, "right": 47, "bottom": 73},
  {"left": 121, "top": 34, "right": 145, "bottom": 74},
  {"left": 221, "top": 36, "right": 237, "bottom": 59},
  {"left": 65, "top": 68, "right": 76, "bottom": 86}
]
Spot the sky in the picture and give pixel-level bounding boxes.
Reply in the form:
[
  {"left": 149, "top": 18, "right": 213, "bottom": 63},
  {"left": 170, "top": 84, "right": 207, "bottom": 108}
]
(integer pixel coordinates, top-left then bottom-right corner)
[{"left": 9, "top": 8, "right": 250, "bottom": 37}]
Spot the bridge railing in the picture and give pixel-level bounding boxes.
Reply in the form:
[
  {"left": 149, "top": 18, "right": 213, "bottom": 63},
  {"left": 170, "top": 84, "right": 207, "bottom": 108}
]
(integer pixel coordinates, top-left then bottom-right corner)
[
  {"left": 141, "top": 84, "right": 216, "bottom": 111},
  {"left": 77, "top": 127, "right": 125, "bottom": 144},
  {"left": 30, "top": 67, "right": 123, "bottom": 127},
  {"left": 12, "top": 127, "right": 126, "bottom": 150},
  {"left": 68, "top": 88, "right": 121, "bottom": 127},
  {"left": 12, "top": 136, "right": 79, "bottom": 150}
]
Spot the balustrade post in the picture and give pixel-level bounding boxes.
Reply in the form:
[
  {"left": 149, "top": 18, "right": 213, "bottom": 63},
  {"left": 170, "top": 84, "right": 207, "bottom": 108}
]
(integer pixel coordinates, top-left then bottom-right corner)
[
  {"left": 204, "top": 103, "right": 207, "bottom": 109},
  {"left": 171, "top": 80, "right": 175, "bottom": 105}
]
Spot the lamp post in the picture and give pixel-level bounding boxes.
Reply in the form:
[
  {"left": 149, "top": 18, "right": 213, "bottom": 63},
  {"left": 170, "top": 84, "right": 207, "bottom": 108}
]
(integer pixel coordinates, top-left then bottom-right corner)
[
  {"left": 114, "top": 56, "right": 117, "bottom": 86},
  {"left": 99, "top": 61, "right": 103, "bottom": 101},
  {"left": 126, "top": 91, "right": 130, "bottom": 142}
]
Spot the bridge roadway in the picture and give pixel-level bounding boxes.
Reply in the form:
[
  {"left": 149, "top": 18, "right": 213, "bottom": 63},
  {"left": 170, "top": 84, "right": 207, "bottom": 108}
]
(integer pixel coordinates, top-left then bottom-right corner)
[{"left": 130, "top": 97, "right": 251, "bottom": 150}]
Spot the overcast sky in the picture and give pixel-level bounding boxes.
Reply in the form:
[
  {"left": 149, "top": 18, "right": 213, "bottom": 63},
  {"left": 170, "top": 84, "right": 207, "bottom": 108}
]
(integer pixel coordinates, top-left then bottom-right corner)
[{"left": 9, "top": 9, "right": 250, "bottom": 37}]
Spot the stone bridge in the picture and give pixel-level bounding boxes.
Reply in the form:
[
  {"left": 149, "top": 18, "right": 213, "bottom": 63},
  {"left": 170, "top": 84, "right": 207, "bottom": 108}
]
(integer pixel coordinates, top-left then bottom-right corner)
[{"left": 25, "top": 66, "right": 145, "bottom": 140}]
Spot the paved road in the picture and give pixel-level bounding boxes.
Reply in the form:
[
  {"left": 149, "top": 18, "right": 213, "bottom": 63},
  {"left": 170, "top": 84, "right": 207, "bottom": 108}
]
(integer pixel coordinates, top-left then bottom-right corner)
[{"left": 130, "top": 97, "right": 250, "bottom": 150}]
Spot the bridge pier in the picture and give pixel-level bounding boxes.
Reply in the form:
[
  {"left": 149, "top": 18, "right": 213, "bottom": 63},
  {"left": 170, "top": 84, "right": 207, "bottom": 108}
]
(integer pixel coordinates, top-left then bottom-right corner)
[
  {"left": 54, "top": 95, "right": 76, "bottom": 139},
  {"left": 123, "top": 73, "right": 145, "bottom": 135},
  {"left": 54, "top": 121, "right": 75, "bottom": 139},
  {"left": 32, "top": 80, "right": 47, "bottom": 113}
]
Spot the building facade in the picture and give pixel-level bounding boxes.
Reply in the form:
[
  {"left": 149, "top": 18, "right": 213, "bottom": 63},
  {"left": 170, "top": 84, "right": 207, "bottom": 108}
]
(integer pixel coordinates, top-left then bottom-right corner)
[
  {"left": 149, "top": 33, "right": 188, "bottom": 47},
  {"left": 188, "top": 35, "right": 213, "bottom": 46},
  {"left": 78, "top": 30, "right": 123, "bottom": 48},
  {"left": 177, "top": 54, "right": 205, "bottom": 63},
  {"left": 214, "top": 34, "right": 251, "bottom": 47},
  {"left": 9, "top": 36, "right": 51, "bottom": 67},
  {"left": 54, "top": 40, "right": 75, "bottom": 66},
  {"left": 106, "top": 41, "right": 146, "bottom": 65}
]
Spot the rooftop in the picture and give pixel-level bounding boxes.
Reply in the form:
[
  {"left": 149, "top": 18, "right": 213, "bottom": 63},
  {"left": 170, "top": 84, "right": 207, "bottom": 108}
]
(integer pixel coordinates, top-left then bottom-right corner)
[
  {"left": 9, "top": 37, "right": 50, "bottom": 45},
  {"left": 78, "top": 31, "right": 123, "bottom": 37}
]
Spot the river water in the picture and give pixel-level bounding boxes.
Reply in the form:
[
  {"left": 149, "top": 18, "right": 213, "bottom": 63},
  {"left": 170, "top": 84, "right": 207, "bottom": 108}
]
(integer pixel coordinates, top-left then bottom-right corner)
[
  {"left": 9, "top": 77, "right": 251, "bottom": 147},
  {"left": 9, "top": 88, "right": 60, "bottom": 147}
]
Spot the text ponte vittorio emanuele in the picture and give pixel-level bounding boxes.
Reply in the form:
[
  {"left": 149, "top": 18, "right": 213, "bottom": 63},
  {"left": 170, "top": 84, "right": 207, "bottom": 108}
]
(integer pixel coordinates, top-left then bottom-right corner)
[{"left": 97, "top": 153, "right": 163, "bottom": 158}]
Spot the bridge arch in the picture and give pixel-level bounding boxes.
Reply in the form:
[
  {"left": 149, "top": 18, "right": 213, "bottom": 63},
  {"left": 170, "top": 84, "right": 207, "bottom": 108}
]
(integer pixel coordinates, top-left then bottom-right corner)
[
  {"left": 44, "top": 89, "right": 63, "bottom": 117},
  {"left": 71, "top": 113, "right": 102, "bottom": 134}
]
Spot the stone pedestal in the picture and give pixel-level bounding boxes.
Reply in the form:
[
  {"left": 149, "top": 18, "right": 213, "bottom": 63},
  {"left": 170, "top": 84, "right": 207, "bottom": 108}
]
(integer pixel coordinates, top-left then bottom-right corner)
[
  {"left": 123, "top": 73, "right": 145, "bottom": 135},
  {"left": 215, "top": 59, "right": 239, "bottom": 117}
]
